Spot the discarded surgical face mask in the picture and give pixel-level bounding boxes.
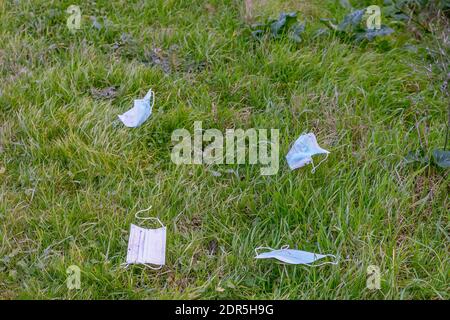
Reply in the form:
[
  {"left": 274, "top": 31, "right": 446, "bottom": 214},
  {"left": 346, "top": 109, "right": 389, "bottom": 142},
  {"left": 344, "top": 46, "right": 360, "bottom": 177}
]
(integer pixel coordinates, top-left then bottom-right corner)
[
  {"left": 286, "top": 133, "right": 330, "bottom": 173},
  {"left": 118, "top": 88, "right": 154, "bottom": 128},
  {"left": 255, "top": 245, "right": 337, "bottom": 266},
  {"left": 125, "top": 206, "right": 166, "bottom": 269}
]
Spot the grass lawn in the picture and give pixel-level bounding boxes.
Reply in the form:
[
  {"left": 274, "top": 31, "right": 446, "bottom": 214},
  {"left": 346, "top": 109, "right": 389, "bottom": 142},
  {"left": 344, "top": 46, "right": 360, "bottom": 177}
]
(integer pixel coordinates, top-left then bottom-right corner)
[{"left": 0, "top": 0, "right": 448, "bottom": 299}]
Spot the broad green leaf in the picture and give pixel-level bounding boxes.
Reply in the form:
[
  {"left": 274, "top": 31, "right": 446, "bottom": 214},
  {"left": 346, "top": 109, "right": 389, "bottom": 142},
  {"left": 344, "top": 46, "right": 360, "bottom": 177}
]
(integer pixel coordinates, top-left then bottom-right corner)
[
  {"left": 337, "top": 9, "right": 365, "bottom": 31},
  {"left": 432, "top": 149, "right": 450, "bottom": 168},
  {"left": 355, "top": 25, "right": 394, "bottom": 41},
  {"left": 270, "top": 12, "right": 298, "bottom": 36},
  {"left": 383, "top": 5, "right": 409, "bottom": 21},
  {"left": 313, "top": 28, "right": 330, "bottom": 38},
  {"left": 405, "top": 150, "right": 429, "bottom": 164},
  {"left": 251, "top": 12, "right": 304, "bottom": 44},
  {"left": 289, "top": 23, "right": 305, "bottom": 43}
]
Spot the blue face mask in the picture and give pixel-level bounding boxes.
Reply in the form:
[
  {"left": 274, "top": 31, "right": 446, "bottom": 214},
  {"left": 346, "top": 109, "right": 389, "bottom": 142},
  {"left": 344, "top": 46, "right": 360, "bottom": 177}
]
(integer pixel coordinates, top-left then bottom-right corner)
[
  {"left": 255, "top": 246, "right": 337, "bottom": 266},
  {"left": 286, "top": 133, "right": 330, "bottom": 172},
  {"left": 118, "top": 88, "right": 154, "bottom": 128}
]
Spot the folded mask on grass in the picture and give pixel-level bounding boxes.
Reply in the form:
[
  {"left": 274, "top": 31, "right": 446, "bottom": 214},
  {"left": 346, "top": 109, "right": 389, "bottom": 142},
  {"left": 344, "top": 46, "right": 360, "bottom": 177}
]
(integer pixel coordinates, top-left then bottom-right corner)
[
  {"left": 286, "top": 133, "right": 330, "bottom": 172},
  {"left": 255, "top": 246, "right": 337, "bottom": 266},
  {"left": 126, "top": 224, "right": 166, "bottom": 267},
  {"left": 125, "top": 206, "right": 166, "bottom": 269},
  {"left": 118, "top": 88, "right": 154, "bottom": 128}
]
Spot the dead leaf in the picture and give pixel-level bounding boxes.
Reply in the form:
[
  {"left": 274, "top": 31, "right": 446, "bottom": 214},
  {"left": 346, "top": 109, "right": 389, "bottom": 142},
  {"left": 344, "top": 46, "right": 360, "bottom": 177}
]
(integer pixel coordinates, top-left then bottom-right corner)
[
  {"left": 205, "top": 3, "right": 216, "bottom": 14},
  {"left": 207, "top": 239, "right": 218, "bottom": 255},
  {"left": 90, "top": 86, "right": 118, "bottom": 99},
  {"left": 245, "top": 0, "right": 253, "bottom": 22},
  {"left": 237, "top": 107, "right": 252, "bottom": 124},
  {"left": 146, "top": 47, "right": 171, "bottom": 74}
]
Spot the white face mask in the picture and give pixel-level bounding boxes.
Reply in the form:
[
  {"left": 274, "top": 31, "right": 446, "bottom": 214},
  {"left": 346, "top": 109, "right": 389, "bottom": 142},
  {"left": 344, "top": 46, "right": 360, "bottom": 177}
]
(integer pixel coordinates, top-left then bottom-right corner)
[
  {"left": 118, "top": 88, "right": 154, "bottom": 128},
  {"left": 286, "top": 133, "right": 330, "bottom": 173},
  {"left": 255, "top": 246, "right": 337, "bottom": 266},
  {"left": 125, "top": 206, "right": 166, "bottom": 269}
]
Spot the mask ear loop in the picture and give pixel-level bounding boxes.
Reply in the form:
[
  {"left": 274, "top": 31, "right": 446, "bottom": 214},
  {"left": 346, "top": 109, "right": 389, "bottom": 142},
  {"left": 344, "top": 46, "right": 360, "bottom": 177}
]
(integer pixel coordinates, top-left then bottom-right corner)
[
  {"left": 255, "top": 245, "right": 290, "bottom": 257},
  {"left": 308, "top": 254, "right": 338, "bottom": 267},
  {"left": 122, "top": 262, "right": 163, "bottom": 270},
  {"left": 144, "top": 264, "right": 163, "bottom": 270},
  {"left": 122, "top": 205, "right": 165, "bottom": 270},
  {"left": 134, "top": 205, "right": 165, "bottom": 229},
  {"left": 310, "top": 152, "right": 329, "bottom": 174},
  {"left": 150, "top": 90, "right": 155, "bottom": 109},
  {"left": 255, "top": 246, "right": 275, "bottom": 256},
  {"left": 143, "top": 89, "right": 155, "bottom": 108}
]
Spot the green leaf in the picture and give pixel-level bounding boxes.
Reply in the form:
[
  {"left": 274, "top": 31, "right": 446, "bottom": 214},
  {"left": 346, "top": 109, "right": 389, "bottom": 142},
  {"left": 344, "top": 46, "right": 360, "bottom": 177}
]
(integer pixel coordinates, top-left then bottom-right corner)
[
  {"left": 405, "top": 150, "right": 429, "bottom": 164},
  {"left": 355, "top": 25, "right": 394, "bottom": 41},
  {"left": 337, "top": 9, "right": 365, "bottom": 31},
  {"left": 270, "top": 12, "right": 298, "bottom": 37},
  {"left": 432, "top": 149, "right": 450, "bottom": 168},
  {"left": 289, "top": 23, "right": 305, "bottom": 43},
  {"left": 313, "top": 28, "right": 331, "bottom": 38},
  {"left": 250, "top": 12, "right": 305, "bottom": 44},
  {"left": 383, "top": 5, "right": 409, "bottom": 21}
]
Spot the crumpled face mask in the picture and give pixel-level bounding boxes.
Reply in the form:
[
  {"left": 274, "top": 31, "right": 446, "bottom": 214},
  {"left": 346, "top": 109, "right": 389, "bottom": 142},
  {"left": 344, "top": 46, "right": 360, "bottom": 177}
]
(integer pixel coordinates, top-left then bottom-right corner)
[
  {"left": 118, "top": 88, "right": 154, "bottom": 128},
  {"left": 255, "top": 245, "right": 337, "bottom": 266},
  {"left": 125, "top": 206, "right": 166, "bottom": 269},
  {"left": 286, "top": 133, "right": 330, "bottom": 173}
]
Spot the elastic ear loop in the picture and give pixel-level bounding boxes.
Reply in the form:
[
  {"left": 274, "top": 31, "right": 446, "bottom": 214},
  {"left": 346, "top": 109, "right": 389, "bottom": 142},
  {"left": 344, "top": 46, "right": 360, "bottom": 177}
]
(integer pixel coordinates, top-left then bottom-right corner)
[
  {"left": 310, "top": 152, "right": 329, "bottom": 174},
  {"left": 123, "top": 205, "right": 165, "bottom": 270},
  {"left": 134, "top": 205, "right": 165, "bottom": 229},
  {"left": 255, "top": 245, "right": 289, "bottom": 257},
  {"left": 308, "top": 254, "right": 338, "bottom": 267},
  {"left": 143, "top": 89, "right": 155, "bottom": 110}
]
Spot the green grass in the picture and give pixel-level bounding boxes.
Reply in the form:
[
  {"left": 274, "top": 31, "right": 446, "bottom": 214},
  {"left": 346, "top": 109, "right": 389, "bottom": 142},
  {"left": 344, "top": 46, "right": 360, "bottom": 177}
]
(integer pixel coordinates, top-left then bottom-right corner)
[{"left": 0, "top": 0, "right": 448, "bottom": 299}]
